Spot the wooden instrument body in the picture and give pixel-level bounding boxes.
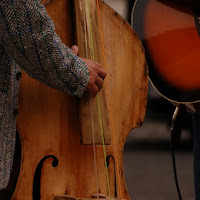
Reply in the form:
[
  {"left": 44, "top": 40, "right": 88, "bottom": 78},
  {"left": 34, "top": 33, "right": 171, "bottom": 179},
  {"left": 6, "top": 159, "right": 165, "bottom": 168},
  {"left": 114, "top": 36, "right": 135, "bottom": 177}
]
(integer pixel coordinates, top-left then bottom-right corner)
[
  {"left": 13, "top": 0, "right": 148, "bottom": 200},
  {"left": 132, "top": 0, "right": 200, "bottom": 105}
]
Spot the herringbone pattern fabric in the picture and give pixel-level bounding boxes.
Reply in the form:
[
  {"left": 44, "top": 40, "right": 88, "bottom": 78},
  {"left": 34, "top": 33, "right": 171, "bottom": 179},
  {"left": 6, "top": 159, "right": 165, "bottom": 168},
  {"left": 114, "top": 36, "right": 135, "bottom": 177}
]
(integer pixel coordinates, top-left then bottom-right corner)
[{"left": 0, "top": 0, "right": 89, "bottom": 189}]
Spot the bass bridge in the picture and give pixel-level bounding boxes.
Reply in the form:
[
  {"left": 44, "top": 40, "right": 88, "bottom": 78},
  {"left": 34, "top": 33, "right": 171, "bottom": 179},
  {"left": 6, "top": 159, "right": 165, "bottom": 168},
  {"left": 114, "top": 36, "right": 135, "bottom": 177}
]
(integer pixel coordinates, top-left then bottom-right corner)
[{"left": 55, "top": 194, "right": 127, "bottom": 200}]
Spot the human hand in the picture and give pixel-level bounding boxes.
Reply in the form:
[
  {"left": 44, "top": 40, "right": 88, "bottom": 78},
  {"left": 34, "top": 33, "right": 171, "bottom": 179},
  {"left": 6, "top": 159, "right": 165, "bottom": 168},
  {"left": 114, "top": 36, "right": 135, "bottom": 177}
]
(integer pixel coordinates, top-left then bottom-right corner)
[{"left": 71, "top": 45, "right": 107, "bottom": 98}]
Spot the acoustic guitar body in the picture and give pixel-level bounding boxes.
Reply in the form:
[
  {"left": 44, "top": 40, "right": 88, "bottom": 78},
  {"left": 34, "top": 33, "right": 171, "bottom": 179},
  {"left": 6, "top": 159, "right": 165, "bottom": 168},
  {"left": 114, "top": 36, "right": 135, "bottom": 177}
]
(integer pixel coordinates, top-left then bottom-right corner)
[{"left": 132, "top": 0, "right": 200, "bottom": 104}]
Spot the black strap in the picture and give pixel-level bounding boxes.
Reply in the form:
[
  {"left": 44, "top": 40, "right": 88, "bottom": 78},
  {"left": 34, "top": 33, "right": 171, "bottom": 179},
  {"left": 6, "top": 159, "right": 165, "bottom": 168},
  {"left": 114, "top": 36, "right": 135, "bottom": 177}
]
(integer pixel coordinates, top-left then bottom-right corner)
[{"left": 170, "top": 106, "right": 185, "bottom": 200}]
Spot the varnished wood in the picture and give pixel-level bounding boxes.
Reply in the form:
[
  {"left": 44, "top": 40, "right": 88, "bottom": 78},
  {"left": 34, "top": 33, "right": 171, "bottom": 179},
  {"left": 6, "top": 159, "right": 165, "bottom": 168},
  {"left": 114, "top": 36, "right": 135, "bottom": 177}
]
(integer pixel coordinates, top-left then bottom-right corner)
[
  {"left": 75, "top": 1, "right": 112, "bottom": 144},
  {"left": 54, "top": 194, "right": 126, "bottom": 200},
  {"left": 132, "top": 0, "right": 200, "bottom": 105},
  {"left": 76, "top": 0, "right": 148, "bottom": 144},
  {"left": 13, "top": 0, "right": 148, "bottom": 200}
]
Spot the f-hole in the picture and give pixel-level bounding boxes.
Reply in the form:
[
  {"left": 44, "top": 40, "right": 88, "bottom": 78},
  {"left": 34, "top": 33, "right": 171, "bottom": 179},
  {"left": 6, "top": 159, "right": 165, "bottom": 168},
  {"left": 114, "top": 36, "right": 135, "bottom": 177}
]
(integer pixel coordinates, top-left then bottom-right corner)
[
  {"left": 106, "top": 155, "right": 117, "bottom": 197},
  {"left": 33, "top": 155, "right": 58, "bottom": 200}
]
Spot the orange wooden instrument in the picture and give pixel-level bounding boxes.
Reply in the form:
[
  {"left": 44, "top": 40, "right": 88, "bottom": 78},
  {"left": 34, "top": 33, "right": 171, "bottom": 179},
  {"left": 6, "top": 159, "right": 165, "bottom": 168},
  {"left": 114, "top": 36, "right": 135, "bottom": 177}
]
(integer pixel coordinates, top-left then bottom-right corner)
[
  {"left": 12, "top": 1, "right": 148, "bottom": 200},
  {"left": 133, "top": 0, "right": 200, "bottom": 107}
]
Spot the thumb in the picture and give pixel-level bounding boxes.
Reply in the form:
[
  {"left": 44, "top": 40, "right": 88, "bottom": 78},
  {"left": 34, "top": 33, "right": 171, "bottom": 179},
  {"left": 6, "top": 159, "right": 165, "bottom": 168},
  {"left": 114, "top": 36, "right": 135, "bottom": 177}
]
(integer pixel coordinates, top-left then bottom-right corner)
[{"left": 71, "top": 45, "right": 79, "bottom": 55}]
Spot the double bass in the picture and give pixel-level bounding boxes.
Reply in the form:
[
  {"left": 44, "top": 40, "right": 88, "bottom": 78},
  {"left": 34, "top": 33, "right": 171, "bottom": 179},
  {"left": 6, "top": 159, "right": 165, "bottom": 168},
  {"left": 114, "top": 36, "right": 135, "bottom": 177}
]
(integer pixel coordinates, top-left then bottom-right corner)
[{"left": 13, "top": 0, "right": 148, "bottom": 199}]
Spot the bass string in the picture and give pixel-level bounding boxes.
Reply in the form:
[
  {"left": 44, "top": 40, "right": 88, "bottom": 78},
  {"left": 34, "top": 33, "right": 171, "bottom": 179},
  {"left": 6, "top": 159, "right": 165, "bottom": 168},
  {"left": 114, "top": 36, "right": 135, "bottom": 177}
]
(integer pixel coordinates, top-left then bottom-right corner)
[
  {"left": 85, "top": 0, "right": 111, "bottom": 198},
  {"left": 83, "top": 0, "right": 99, "bottom": 197},
  {"left": 96, "top": 0, "right": 123, "bottom": 199}
]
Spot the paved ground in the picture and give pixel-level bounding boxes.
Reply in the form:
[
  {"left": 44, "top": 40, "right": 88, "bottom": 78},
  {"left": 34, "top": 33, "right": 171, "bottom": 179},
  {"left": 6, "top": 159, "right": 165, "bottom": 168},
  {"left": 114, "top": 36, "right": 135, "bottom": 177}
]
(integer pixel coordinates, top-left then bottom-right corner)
[
  {"left": 124, "top": 128, "right": 194, "bottom": 200},
  {"left": 123, "top": 93, "right": 195, "bottom": 200}
]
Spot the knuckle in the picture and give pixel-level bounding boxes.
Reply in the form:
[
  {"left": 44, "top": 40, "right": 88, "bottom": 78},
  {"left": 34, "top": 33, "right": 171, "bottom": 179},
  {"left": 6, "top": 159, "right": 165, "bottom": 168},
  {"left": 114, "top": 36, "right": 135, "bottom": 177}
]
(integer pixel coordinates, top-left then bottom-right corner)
[{"left": 99, "top": 79, "right": 104, "bottom": 87}]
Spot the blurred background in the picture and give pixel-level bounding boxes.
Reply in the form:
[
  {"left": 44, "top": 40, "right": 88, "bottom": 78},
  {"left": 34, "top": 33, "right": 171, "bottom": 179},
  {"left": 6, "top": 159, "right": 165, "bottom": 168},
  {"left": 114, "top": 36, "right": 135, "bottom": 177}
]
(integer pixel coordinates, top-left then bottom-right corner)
[{"left": 104, "top": 0, "right": 194, "bottom": 199}]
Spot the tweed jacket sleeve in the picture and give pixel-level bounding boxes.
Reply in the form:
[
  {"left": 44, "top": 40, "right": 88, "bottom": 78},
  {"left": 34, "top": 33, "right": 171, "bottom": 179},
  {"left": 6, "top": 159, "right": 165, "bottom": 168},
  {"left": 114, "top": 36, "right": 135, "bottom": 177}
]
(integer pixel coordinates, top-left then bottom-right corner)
[
  {"left": 0, "top": 0, "right": 90, "bottom": 190},
  {"left": 0, "top": 0, "right": 90, "bottom": 97}
]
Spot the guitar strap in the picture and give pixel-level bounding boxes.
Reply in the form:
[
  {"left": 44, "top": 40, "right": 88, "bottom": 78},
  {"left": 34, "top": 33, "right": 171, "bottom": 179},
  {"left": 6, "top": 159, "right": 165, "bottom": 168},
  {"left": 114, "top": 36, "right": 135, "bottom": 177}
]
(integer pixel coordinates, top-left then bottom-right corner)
[
  {"left": 170, "top": 106, "right": 186, "bottom": 200},
  {"left": 172, "top": 109, "right": 200, "bottom": 200},
  {"left": 192, "top": 113, "right": 200, "bottom": 200}
]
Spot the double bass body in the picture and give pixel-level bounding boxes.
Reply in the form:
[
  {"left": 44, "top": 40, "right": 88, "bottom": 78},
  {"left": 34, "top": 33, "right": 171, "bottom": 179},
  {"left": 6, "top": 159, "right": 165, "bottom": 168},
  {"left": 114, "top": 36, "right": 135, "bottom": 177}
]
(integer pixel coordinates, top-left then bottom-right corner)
[{"left": 13, "top": 0, "right": 148, "bottom": 200}]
